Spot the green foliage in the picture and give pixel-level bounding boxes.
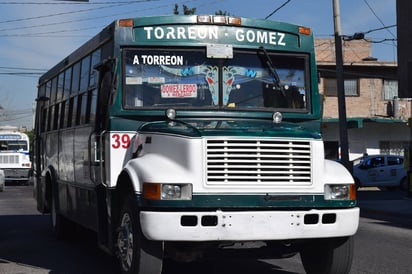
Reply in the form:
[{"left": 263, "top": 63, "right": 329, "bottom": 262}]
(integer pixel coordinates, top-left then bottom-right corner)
[
  {"left": 215, "top": 10, "right": 231, "bottom": 16},
  {"left": 173, "top": 4, "right": 196, "bottom": 15},
  {"left": 26, "top": 130, "right": 34, "bottom": 144}
]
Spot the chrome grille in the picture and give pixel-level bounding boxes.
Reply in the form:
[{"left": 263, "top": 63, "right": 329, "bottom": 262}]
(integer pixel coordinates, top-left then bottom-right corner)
[
  {"left": 206, "top": 139, "right": 312, "bottom": 185},
  {"left": 0, "top": 155, "right": 19, "bottom": 164}
]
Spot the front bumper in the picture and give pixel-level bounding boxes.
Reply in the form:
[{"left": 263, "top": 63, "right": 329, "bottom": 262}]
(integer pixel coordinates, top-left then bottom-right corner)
[
  {"left": 3, "top": 168, "right": 30, "bottom": 181},
  {"left": 140, "top": 207, "right": 359, "bottom": 241}
]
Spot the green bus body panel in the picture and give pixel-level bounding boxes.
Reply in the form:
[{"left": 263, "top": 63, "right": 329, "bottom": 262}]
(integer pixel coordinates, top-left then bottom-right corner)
[
  {"left": 141, "top": 120, "right": 321, "bottom": 139},
  {"left": 136, "top": 193, "right": 357, "bottom": 209},
  {"left": 109, "top": 116, "right": 321, "bottom": 139}
]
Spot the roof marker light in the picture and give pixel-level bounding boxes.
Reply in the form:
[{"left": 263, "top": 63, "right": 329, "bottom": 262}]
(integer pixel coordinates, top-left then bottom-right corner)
[
  {"left": 299, "top": 26, "right": 311, "bottom": 35},
  {"left": 212, "top": 15, "right": 227, "bottom": 24},
  {"left": 228, "top": 17, "right": 241, "bottom": 25},
  {"left": 119, "top": 19, "right": 133, "bottom": 27},
  {"left": 197, "top": 15, "right": 211, "bottom": 23}
]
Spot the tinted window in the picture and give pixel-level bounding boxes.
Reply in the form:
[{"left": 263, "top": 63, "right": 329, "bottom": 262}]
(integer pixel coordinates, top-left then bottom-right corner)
[
  {"left": 64, "top": 68, "right": 72, "bottom": 100},
  {"left": 80, "top": 56, "right": 91, "bottom": 92},
  {"left": 90, "top": 49, "right": 101, "bottom": 88},
  {"left": 388, "top": 156, "right": 403, "bottom": 166},
  {"left": 71, "top": 62, "right": 81, "bottom": 94},
  {"left": 50, "top": 77, "right": 57, "bottom": 103},
  {"left": 57, "top": 73, "right": 64, "bottom": 102}
]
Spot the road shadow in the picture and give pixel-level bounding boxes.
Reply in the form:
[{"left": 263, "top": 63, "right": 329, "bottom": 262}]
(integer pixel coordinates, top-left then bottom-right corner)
[
  {"left": 163, "top": 257, "right": 301, "bottom": 274},
  {"left": 357, "top": 188, "right": 412, "bottom": 229},
  {"left": 0, "top": 214, "right": 305, "bottom": 274},
  {"left": 0, "top": 214, "right": 119, "bottom": 274}
]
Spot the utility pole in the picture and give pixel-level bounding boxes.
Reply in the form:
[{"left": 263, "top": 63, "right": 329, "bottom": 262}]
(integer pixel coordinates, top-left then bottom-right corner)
[{"left": 332, "top": 0, "right": 350, "bottom": 171}]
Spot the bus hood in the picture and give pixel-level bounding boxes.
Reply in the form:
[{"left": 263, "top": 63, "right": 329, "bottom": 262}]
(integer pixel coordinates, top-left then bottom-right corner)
[{"left": 138, "top": 119, "right": 321, "bottom": 139}]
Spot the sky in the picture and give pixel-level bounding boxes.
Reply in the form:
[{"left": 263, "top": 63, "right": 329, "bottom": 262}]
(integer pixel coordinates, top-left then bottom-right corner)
[{"left": 0, "top": 0, "right": 397, "bottom": 130}]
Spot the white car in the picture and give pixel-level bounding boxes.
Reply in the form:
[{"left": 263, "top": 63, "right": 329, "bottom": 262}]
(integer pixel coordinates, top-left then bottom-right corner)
[
  {"left": 0, "top": 169, "right": 4, "bottom": 192},
  {"left": 353, "top": 155, "right": 407, "bottom": 189}
]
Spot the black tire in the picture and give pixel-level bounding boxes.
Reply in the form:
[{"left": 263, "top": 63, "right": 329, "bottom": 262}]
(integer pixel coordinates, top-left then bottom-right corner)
[
  {"left": 50, "top": 186, "right": 73, "bottom": 240},
  {"left": 116, "top": 195, "right": 163, "bottom": 274},
  {"left": 300, "top": 236, "right": 354, "bottom": 274}
]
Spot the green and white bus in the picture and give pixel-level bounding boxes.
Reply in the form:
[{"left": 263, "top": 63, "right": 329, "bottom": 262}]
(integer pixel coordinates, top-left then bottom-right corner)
[{"left": 33, "top": 15, "right": 359, "bottom": 274}]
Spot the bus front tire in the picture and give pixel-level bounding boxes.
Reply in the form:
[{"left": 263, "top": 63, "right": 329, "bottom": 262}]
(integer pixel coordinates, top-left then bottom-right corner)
[
  {"left": 116, "top": 195, "right": 163, "bottom": 274},
  {"left": 300, "top": 236, "right": 354, "bottom": 274}
]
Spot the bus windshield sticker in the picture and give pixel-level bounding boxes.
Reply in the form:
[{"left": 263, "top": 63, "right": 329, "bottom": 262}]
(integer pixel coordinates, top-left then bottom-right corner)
[
  {"left": 147, "top": 77, "right": 165, "bottom": 84},
  {"left": 161, "top": 84, "right": 198, "bottom": 98},
  {"left": 126, "top": 77, "right": 142, "bottom": 85},
  {"left": 161, "top": 65, "right": 219, "bottom": 105}
]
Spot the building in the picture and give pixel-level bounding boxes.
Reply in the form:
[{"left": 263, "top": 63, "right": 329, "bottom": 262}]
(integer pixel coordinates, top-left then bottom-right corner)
[{"left": 316, "top": 38, "right": 410, "bottom": 161}]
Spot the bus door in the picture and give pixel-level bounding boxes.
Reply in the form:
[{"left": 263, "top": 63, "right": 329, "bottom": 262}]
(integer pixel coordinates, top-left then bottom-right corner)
[
  {"left": 90, "top": 58, "right": 116, "bottom": 247},
  {"left": 90, "top": 57, "right": 116, "bottom": 186},
  {"left": 33, "top": 96, "right": 49, "bottom": 212}
]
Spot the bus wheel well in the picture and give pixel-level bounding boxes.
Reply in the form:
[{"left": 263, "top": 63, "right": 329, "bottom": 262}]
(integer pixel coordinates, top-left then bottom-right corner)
[
  {"left": 45, "top": 171, "right": 53, "bottom": 213},
  {"left": 112, "top": 171, "right": 135, "bottom": 226}
]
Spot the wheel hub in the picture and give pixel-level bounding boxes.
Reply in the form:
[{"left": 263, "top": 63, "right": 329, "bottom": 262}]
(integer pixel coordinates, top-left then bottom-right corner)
[{"left": 117, "top": 213, "right": 134, "bottom": 271}]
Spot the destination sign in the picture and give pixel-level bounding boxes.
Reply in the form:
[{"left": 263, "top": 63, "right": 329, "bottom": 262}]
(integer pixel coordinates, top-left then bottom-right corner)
[
  {"left": 0, "top": 135, "right": 22, "bottom": 140},
  {"left": 135, "top": 25, "right": 296, "bottom": 47}
]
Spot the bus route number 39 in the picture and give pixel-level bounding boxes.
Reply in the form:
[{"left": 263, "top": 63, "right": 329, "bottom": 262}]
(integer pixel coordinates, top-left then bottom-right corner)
[{"left": 112, "top": 133, "right": 131, "bottom": 149}]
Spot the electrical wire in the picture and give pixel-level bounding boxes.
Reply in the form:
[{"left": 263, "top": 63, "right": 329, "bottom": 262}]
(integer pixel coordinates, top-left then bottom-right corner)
[
  {"left": 0, "top": 0, "right": 155, "bottom": 24},
  {"left": 363, "top": 0, "right": 396, "bottom": 39},
  {"left": 265, "top": 0, "right": 292, "bottom": 20},
  {"left": 0, "top": 1, "right": 140, "bottom": 4}
]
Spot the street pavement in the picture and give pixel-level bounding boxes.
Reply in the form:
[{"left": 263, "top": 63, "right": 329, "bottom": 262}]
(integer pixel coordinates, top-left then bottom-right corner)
[{"left": 357, "top": 187, "right": 412, "bottom": 221}]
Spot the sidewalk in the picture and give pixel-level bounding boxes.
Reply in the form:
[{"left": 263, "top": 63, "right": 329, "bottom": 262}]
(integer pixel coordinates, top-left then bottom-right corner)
[{"left": 357, "top": 187, "right": 412, "bottom": 219}]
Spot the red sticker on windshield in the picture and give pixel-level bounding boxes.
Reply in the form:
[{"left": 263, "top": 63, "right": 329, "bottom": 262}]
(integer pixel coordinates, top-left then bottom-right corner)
[{"left": 161, "top": 84, "right": 197, "bottom": 98}]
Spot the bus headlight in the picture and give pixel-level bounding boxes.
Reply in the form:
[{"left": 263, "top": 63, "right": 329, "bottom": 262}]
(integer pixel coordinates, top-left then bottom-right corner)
[
  {"left": 324, "top": 184, "right": 356, "bottom": 200},
  {"left": 143, "top": 183, "right": 192, "bottom": 200}
]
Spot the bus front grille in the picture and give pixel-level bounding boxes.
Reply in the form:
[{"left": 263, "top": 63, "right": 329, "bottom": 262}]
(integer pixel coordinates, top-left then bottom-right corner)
[
  {"left": 206, "top": 139, "right": 312, "bottom": 185},
  {"left": 0, "top": 155, "right": 19, "bottom": 164}
]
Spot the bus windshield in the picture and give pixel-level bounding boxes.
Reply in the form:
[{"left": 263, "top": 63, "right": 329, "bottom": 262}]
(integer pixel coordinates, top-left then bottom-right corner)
[
  {"left": 123, "top": 47, "right": 309, "bottom": 111},
  {"left": 0, "top": 140, "right": 28, "bottom": 151}
]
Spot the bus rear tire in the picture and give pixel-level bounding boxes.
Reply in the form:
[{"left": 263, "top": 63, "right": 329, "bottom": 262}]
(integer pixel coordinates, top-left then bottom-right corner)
[
  {"left": 300, "top": 236, "right": 354, "bottom": 274},
  {"left": 116, "top": 195, "right": 163, "bottom": 274},
  {"left": 50, "top": 188, "right": 73, "bottom": 239}
]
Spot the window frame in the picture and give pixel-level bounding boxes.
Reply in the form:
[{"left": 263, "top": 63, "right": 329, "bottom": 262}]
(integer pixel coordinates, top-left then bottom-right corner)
[{"left": 324, "top": 78, "right": 359, "bottom": 97}]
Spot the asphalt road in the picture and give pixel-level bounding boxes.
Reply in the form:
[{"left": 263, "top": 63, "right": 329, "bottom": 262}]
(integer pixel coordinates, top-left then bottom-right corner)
[{"left": 1, "top": 186, "right": 411, "bottom": 274}]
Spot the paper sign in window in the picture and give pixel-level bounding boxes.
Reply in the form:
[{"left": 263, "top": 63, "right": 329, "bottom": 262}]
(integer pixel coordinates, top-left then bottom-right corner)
[
  {"left": 161, "top": 84, "right": 198, "bottom": 98},
  {"left": 126, "top": 77, "right": 142, "bottom": 85}
]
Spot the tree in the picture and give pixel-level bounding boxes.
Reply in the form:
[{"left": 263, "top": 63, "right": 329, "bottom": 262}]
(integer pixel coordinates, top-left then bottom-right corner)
[
  {"left": 173, "top": 4, "right": 196, "bottom": 15},
  {"left": 215, "top": 10, "right": 231, "bottom": 16}
]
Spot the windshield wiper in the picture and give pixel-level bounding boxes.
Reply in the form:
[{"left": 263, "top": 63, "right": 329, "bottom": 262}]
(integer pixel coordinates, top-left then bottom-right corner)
[{"left": 258, "top": 46, "right": 281, "bottom": 89}]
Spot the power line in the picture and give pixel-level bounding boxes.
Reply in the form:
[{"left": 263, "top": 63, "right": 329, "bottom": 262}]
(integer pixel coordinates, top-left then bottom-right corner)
[
  {"left": 0, "top": 66, "right": 47, "bottom": 71},
  {"left": 363, "top": 0, "right": 396, "bottom": 39},
  {"left": 0, "top": 0, "right": 205, "bottom": 36},
  {"left": 364, "top": 24, "right": 396, "bottom": 35},
  {"left": 265, "top": 0, "right": 292, "bottom": 20},
  {"left": 0, "top": 24, "right": 104, "bottom": 37},
  {"left": 0, "top": 0, "right": 156, "bottom": 24},
  {"left": 0, "top": 1, "right": 138, "bottom": 4}
]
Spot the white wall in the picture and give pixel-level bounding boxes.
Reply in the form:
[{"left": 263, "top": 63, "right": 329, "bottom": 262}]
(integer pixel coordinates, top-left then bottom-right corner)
[{"left": 321, "top": 121, "right": 410, "bottom": 160}]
